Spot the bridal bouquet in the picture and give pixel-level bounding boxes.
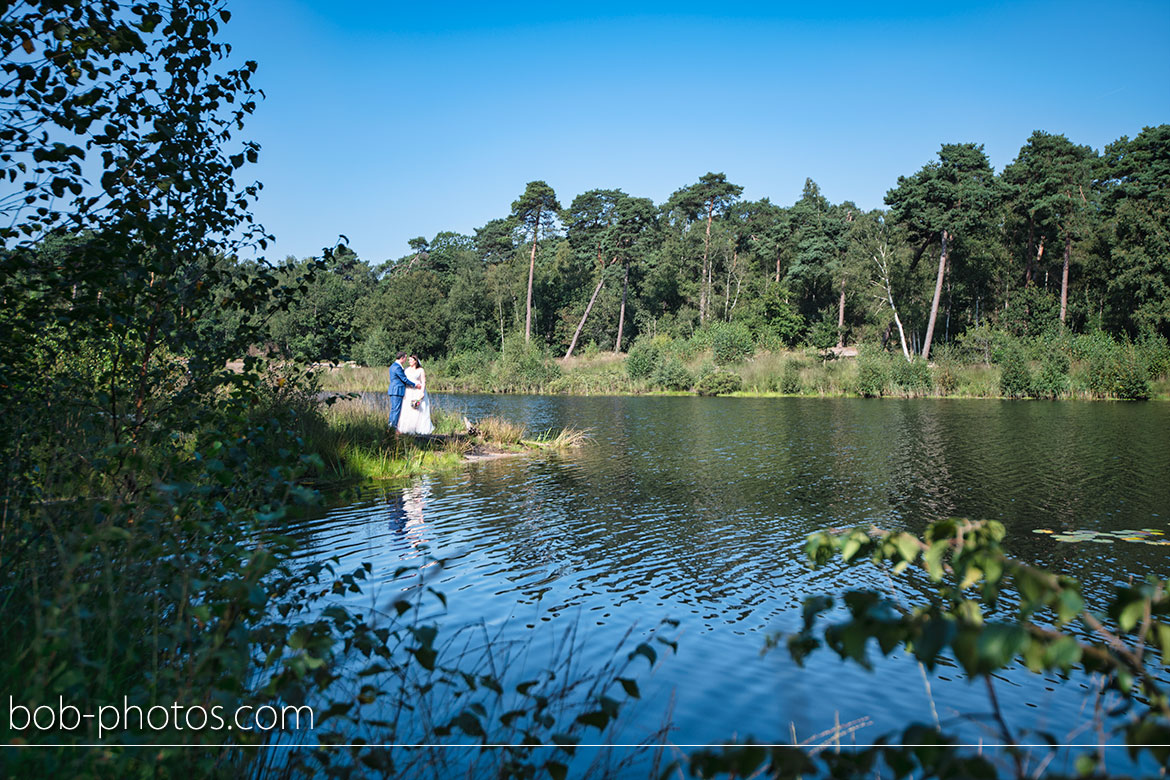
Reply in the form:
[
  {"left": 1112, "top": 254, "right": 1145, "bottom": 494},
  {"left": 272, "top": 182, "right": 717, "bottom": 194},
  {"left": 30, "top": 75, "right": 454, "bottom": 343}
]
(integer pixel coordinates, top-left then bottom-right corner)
[{"left": 410, "top": 399, "right": 422, "bottom": 410}]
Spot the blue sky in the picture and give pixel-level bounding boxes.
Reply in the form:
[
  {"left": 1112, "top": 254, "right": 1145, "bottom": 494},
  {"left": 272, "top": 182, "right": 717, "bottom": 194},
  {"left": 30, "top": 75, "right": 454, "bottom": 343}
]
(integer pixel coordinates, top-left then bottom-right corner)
[{"left": 228, "top": 0, "right": 1170, "bottom": 264}]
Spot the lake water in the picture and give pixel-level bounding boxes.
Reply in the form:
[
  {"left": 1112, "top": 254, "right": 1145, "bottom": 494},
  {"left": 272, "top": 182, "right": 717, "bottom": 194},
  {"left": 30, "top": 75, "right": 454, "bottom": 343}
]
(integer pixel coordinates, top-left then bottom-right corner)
[{"left": 281, "top": 395, "right": 1170, "bottom": 772}]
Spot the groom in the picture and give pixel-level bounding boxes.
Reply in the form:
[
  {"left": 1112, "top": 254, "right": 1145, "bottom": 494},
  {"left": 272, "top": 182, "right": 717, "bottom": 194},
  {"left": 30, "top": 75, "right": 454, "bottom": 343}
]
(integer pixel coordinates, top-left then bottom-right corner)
[{"left": 387, "top": 351, "right": 419, "bottom": 431}]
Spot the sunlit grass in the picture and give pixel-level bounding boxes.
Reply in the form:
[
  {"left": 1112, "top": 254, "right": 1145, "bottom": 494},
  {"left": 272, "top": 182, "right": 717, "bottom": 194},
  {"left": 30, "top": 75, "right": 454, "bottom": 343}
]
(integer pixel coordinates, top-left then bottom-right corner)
[{"left": 302, "top": 399, "right": 586, "bottom": 485}]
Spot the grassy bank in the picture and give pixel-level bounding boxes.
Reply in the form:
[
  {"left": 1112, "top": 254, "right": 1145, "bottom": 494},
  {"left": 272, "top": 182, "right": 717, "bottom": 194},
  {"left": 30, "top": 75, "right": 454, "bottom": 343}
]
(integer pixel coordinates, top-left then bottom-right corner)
[
  {"left": 300, "top": 395, "right": 586, "bottom": 485},
  {"left": 314, "top": 333, "right": 1170, "bottom": 401}
]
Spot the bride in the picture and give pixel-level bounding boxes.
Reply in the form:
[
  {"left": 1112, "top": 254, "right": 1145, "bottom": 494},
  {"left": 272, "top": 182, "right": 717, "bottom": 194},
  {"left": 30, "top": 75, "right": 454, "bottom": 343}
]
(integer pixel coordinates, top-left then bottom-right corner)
[{"left": 396, "top": 355, "right": 434, "bottom": 435}]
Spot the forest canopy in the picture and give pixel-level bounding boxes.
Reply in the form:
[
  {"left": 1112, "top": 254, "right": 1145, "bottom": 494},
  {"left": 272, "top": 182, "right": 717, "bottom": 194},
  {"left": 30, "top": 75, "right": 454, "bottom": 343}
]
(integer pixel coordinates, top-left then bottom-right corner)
[{"left": 189, "top": 127, "right": 1170, "bottom": 366}]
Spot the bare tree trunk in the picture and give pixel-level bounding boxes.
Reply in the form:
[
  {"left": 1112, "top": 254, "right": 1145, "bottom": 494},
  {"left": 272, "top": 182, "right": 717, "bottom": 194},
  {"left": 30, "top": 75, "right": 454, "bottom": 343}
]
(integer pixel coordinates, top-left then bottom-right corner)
[
  {"left": 699, "top": 199, "right": 713, "bottom": 323},
  {"left": 875, "top": 245, "right": 911, "bottom": 362},
  {"left": 614, "top": 262, "right": 629, "bottom": 353},
  {"left": 564, "top": 274, "right": 606, "bottom": 360},
  {"left": 908, "top": 237, "right": 931, "bottom": 273},
  {"left": 1059, "top": 233, "right": 1071, "bottom": 324},
  {"left": 836, "top": 276, "right": 846, "bottom": 348},
  {"left": 524, "top": 206, "right": 541, "bottom": 344},
  {"left": 775, "top": 250, "right": 781, "bottom": 284},
  {"left": 944, "top": 256, "right": 953, "bottom": 344},
  {"left": 921, "top": 229, "right": 948, "bottom": 361}
]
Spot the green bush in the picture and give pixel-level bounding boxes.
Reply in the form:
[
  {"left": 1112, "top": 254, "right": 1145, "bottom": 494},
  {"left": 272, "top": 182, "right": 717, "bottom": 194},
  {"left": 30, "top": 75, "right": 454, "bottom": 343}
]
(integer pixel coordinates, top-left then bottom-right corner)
[
  {"left": 856, "top": 350, "right": 889, "bottom": 398},
  {"left": 955, "top": 323, "right": 1007, "bottom": 364},
  {"left": 354, "top": 326, "right": 397, "bottom": 366},
  {"left": 1033, "top": 350, "right": 1070, "bottom": 399},
  {"left": 1079, "top": 334, "right": 1148, "bottom": 398},
  {"left": 1137, "top": 332, "right": 1170, "bottom": 379},
  {"left": 998, "top": 343, "right": 1034, "bottom": 398},
  {"left": 444, "top": 349, "right": 493, "bottom": 378},
  {"left": 1114, "top": 346, "right": 1152, "bottom": 400},
  {"left": 931, "top": 345, "right": 961, "bottom": 396},
  {"left": 780, "top": 359, "right": 804, "bottom": 395},
  {"left": 709, "top": 322, "right": 755, "bottom": 366},
  {"left": 696, "top": 369, "right": 743, "bottom": 396},
  {"left": 892, "top": 357, "right": 933, "bottom": 396},
  {"left": 625, "top": 337, "right": 662, "bottom": 380},
  {"left": 498, "top": 333, "right": 561, "bottom": 390},
  {"left": 652, "top": 358, "right": 693, "bottom": 391},
  {"left": 806, "top": 306, "right": 839, "bottom": 351}
]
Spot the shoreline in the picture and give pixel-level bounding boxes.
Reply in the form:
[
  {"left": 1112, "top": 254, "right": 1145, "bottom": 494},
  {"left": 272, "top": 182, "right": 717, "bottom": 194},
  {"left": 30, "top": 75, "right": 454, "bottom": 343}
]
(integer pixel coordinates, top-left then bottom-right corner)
[{"left": 328, "top": 382, "right": 1170, "bottom": 403}]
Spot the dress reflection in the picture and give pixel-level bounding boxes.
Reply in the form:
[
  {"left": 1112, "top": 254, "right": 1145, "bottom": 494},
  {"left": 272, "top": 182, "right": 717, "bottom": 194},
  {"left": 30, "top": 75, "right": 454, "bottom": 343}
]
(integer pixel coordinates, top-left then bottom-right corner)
[{"left": 386, "top": 480, "right": 431, "bottom": 559}]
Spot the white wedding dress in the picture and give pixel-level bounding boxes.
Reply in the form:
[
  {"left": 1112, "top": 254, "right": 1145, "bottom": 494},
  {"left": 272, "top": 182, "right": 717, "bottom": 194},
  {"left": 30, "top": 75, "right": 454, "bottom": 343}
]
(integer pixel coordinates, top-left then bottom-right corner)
[{"left": 397, "top": 366, "right": 434, "bottom": 435}]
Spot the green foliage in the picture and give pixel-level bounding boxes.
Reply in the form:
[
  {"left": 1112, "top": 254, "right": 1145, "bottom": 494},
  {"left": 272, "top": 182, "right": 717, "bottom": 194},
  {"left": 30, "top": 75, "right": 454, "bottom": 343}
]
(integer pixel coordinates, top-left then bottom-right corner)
[
  {"left": 781, "top": 519, "right": 1170, "bottom": 775},
  {"left": 497, "top": 333, "right": 562, "bottom": 390},
  {"left": 930, "top": 344, "right": 961, "bottom": 395},
  {"left": 696, "top": 368, "right": 743, "bottom": 396},
  {"left": 1081, "top": 334, "right": 1151, "bottom": 399},
  {"left": 625, "top": 336, "right": 662, "bottom": 380},
  {"left": 443, "top": 349, "right": 494, "bottom": 380},
  {"left": 780, "top": 359, "right": 804, "bottom": 395},
  {"left": 741, "top": 283, "right": 805, "bottom": 348},
  {"left": 855, "top": 349, "right": 889, "bottom": 398},
  {"left": 652, "top": 358, "right": 694, "bottom": 391},
  {"left": 890, "top": 356, "right": 933, "bottom": 396},
  {"left": 997, "top": 342, "right": 1034, "bottom": 398},
  {"left": 1138, "top": 331, "right": 1170, "bottom": 378},
  {"left": 806, "top": 307, "right": 839, "bottom": 351},
  {"left": 353, "top": 326, "right": 398, "bottom": 366},
  {"left": 709, "top": 322, "right": 755, "bottom": 365},
  {"left": 1000, "top": 282, "right": 1062, "bottom": 339},
  {"left": 1033, "top": 349, "right": 1071, "bottom": 399}
]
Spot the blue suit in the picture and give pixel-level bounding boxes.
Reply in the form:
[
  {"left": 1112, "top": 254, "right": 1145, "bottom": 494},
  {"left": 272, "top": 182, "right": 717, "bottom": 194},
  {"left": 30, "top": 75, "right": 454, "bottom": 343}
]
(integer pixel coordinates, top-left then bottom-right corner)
[{"left": 387, "top": 362, "right": 418, "bottom": 430}]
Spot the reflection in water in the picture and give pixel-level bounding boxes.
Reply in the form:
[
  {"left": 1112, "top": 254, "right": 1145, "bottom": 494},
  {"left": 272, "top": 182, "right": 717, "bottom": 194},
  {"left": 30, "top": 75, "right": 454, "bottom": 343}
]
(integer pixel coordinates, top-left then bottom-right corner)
[{"left": 279, "top": 396, "right": 1170, "bottom": 759}]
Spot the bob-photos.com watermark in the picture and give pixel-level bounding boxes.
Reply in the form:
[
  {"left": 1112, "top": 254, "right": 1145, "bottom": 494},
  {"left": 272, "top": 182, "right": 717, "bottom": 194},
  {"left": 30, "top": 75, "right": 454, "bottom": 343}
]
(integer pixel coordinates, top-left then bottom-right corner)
[{"left": 8, "top": 697, "right": 314, "bottom": 739}]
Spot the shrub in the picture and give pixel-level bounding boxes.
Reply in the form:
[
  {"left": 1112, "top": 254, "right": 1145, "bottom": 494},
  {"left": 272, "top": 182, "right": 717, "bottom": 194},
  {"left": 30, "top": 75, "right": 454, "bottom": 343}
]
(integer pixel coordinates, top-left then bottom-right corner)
[
  {"left": 856, "top": 350, "right": 889, "bottom": 398},
  {"left": 892, "top": 357, "right": 933, "bottom": 396},
  {"left": 931, "top": 345, "right": 961, "bottom": 396},
  {"left": 780, "top": 359, "right": 804, "bottom": 395},
  {"left": 709, "top": 322, "right": 755, "bottom": 366},
  {"left": 652, "top": 358, "right": 693, "bottom": 391},
  {"left": 445, "top": 350, "right": 493, "bottom": 378},
  {"left": 1033, "top": 350, "right": 1070, "bottom": 399},
  {"left": 1114, "top": 347, "right": 1151, "bottom": 400},
  {"left": 806, "top": 307, "right": 839, "bottom": 351},
  {"left": 1072, "top": 335, "right": 1149, "bottom": 399},
  {"left": 1137, "top": 332, "right": 1170, "bottom": 379},
  {"left": 696, "top": 369, "right": 743, "bottom": 396},
  {"left": 998, "top": 344, "right": 1034, "bottom": 398},
  {"left": 955, "top": 323, "right": 1005, "bottom": 364},
  {"left": 625, "top": 337, "right": 661, "bottom": 380},
  {"left": 354, "top": 327, "right": 397, "bottom": 366},
  {"left": 498, "top": 333, "right": 561, "bottom": 390}
]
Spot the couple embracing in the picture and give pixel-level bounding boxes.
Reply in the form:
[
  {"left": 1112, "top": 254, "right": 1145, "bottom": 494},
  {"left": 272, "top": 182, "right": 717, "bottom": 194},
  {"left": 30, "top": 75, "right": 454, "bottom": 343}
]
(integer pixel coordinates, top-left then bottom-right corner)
[{"left": 388, "top": 351, "right": 433, "bottom": 435}]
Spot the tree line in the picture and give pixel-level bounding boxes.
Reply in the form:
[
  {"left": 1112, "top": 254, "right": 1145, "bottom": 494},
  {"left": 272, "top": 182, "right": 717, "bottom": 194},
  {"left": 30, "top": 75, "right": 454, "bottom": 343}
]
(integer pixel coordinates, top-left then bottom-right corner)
[{"left": 207, "top": 127, "right": 1169, "bottom": 366}]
